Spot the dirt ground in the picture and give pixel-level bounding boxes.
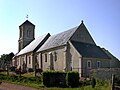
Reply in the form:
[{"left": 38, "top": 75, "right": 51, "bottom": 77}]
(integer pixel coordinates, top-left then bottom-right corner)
[{"left": 0, "top": 82, "right": 38, "bottom": 90}]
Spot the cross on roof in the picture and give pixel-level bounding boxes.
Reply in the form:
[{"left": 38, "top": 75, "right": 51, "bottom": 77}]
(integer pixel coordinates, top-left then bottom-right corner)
[{"left": 26, "top": 14, "right": 28, "bottom": 20}]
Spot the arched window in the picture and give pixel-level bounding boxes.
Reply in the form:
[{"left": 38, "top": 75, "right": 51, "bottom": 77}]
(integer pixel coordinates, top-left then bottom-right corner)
[
  {"left": 20, "top": 29, "right": 22, "bottom": 38},
  {"left": 87, "top": 60, "right": 91, "bottom": 69},
  {"left": 49, "top": 52, "right": 54, "bottom": 70},
  {"left": 27, "top": 29, "right": 31, "bottom": 37},
  {"left": 97, "top": 61, "right": 101, "bottom": 68},
  {"left": 28, "top": 56, "right": 31, "bottom": 64},
  {"left": 54, "top": 52, "right": 57, "bottom": 61},
  {"left": 45, "top": 54, "right": 47, "bottom": 62}
]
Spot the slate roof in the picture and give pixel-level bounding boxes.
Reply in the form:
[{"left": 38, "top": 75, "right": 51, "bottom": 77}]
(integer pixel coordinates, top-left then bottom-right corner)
[
  {"left": 17, "top": 33, "right": 50, "bottom": 56},
  {"left": 71, "top": 41, "right": 110, "bottom": 59},
  {"left": 102, "top": 48, "right": 118, "bottom": 60},
  {"left": 37, "top": 26, "right": 78, "bottom": 52},
  {"left": 19, "top": 20, "right": 35, "bottom": 27}
]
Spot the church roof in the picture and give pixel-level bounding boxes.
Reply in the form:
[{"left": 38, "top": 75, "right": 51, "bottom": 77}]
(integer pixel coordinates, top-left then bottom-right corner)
[
  {"left": 102, "top": 48, "right": 119, "bottom": 60},
  {"left": 19, "top": 20, "right": 35, "bottom": 27},
  {"left": 37, "top": 26, "right": 78, "bottom": 52},
  {"left": 71, "top": 41, "right": 110, "bottom": 59},
  {"left": 17, "top": 33, "right": 50, "bottom": 56}
]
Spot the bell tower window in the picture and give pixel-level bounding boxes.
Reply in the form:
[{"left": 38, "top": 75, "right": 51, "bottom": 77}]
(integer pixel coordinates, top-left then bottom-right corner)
[
  {"left": 27, "top": 30, "right": 31, "bottom": 37},
  {"left": 20, "top": 28, "right": 22, "bottom": 38}
]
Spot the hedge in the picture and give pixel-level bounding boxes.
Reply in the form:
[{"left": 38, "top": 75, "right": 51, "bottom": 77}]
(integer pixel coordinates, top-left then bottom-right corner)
[
  {"left": 42, "top": 71, "right": 79, "bottom": 87},
  {"left": 66, "top": 71, "right": 79, "bottom": 87},
  {"left": 42, "top": 71, "right": 66, "bottom": 87}
]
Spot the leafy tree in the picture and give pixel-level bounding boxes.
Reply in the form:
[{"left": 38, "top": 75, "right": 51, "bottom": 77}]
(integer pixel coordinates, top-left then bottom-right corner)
[{"left": 0, "top": 52, "right": 14, "bottom": 69}]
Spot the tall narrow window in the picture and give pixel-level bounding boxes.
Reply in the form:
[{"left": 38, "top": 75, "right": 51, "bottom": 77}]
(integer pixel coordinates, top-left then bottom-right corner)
[
  {"left": 54, "top": 52, "right": 57, "bottom": 61},
  {"left": 70, "top": 62, "right": 72, "bottom": 71},
  {"left": 27, "top": 30, "right": 31, "bottom": 37},
  {"left": 45, "top": 54, "right": 47, "bottom": 62},
  {"left": 97, "top": 61, "right": 101, "bottom": 68},
  {"left": 87, "top": 60, "right": 91, "bottom": 69},
  {"left": 49, "top": 53, "right": 54, "bottom": 70},
  {"left": 20, "top": 30, "right": 22, "bottom": 38},
  {"left": 29, "top": 56, "right": 31, "bottom": 64}
]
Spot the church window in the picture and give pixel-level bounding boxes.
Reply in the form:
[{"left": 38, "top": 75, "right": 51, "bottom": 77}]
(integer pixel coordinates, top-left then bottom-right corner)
[
  {"left": 87, "top": 60, "right": 91, "bottom": 69},
  {"left": 17, "top": 58, "right": 19, "bottom": 65},
  {"left": 45, "top": 54, "right": 47, "bottom": 62},
  {"left": 54, "top": 52, "right": 57, "bottom": 61},
  {"left": 29, "top": 56, "right": 31, "bottom": 64},
  {"left": 70, "top": 62, "right": 72, "bottom": 71},
  {"left": 49, "top": 52, "right": 54, "bottom": 70},
  {"left": 20, "top": 29, "right": 22, "bottom": 38},
  {"left": 27, "top": 29, "right": 31, "bottom": 37},
  {"left": 97, "top": 61, "right": 101, "bottom": 68}
]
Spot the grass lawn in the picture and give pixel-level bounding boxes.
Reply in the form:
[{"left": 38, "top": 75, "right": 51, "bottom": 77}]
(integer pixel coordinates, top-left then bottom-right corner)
[{"left": 0, "top": 71, "right": 112, "bottom": 90}]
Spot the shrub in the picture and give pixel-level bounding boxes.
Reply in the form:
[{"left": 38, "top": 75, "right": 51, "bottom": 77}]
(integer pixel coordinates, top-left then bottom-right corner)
[
  {"left": 10, "top": 66, "right": 16, "bottom": 72},
  {"left": 28, "top": 68, "right": 34, "bottom": 72},
  {"left": 42, "top": 71, "right": 66, "bottom": 87},
  {"left": 15, "top": 69, "right": 21, "bottom": 74},
  {"left": 79, "top": 79, "right": 91, "bottom": 86},
  {"left": 66, "top": 71, "right": 79, "bottom": 87},
  {"left": 42, "top": 71, "right": 51, "bottom": 87},
  {"left": 0, "top": 68, "right": 4, "bottom": 72},
  {"left": 91, "top": 78, "right": 96, "bottom": 88},
  {"left": 36, "top": 68, "right": 43, "bottom": 74}
]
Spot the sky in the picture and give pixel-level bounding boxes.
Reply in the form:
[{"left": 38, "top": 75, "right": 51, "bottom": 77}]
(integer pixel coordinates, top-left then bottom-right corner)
[{"left": 0, "top": 0, "right": 120, "bottom": 59}]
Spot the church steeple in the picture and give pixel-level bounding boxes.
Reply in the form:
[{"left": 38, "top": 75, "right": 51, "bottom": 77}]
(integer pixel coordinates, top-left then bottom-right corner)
[{"left": 18, "top": 20, "right": 35, "bottom": 52}]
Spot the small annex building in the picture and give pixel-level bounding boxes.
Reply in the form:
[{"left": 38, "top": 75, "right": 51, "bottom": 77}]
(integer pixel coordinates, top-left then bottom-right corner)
[{"left": 12, "top": 20, "right": 120, "bottom": 77}]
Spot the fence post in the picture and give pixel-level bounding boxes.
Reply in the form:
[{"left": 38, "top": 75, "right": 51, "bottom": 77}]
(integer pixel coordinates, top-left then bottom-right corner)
[{"left": 111, "top": 74, "right": 115, "bottom": 90}]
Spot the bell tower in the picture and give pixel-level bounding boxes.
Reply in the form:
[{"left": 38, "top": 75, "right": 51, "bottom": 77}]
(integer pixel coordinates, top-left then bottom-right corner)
[{"left": 18, "top": 20, "right": 35, "bottom": 52}]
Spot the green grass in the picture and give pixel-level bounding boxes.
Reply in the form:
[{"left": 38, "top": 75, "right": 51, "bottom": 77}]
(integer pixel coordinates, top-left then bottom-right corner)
[
  {"left": 0, "top": 71, "right": 112, "bottom": 90},
  {"left": 37, "top": 85, "right": 111, "bottom": 90}
]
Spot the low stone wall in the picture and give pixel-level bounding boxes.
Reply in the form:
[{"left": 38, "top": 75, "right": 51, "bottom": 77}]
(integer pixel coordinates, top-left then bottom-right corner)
[{"left": 90, "top": 68, "right": 120, "bottom": 80}]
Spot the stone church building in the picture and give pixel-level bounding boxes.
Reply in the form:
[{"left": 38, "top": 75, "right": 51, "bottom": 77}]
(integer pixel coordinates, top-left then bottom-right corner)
[{"left": 12, "top": 20, "right": 120, "bottom": 77}]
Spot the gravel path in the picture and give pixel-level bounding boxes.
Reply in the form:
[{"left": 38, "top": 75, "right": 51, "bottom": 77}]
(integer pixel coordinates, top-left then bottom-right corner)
[{"left": 0, "top": 82, "right": 39, "bottom": 90}]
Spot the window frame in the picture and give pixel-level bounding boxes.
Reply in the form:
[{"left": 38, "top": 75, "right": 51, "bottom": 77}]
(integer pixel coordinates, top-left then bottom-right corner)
[
  {"left": 54, "top": 52, "right": 57, "bottom": 61},
  {"left": 28, "top": 56, "right": 31, "bottom": 64},
  {"left": 97, "top": 61, "right": 101, "bottom": 68},
  {"left": 87, "top": 60, "right": 91, "bottom": 69},
  {"left": 45, "top": 53, "right": 47, "bottom": 62}
]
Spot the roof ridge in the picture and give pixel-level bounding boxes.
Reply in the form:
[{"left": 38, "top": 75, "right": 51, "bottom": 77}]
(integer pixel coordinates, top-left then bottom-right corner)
[{"left": 19, "top": 20, "right": 35, "bottom": 27}]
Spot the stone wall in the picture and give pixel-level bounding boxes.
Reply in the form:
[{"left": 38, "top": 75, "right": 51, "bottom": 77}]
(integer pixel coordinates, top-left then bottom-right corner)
[{"left": 90, "top": 68, "right": 120, "bottom": 80}]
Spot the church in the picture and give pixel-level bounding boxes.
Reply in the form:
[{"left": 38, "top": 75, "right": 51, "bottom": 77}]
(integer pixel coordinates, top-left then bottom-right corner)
[{"left": 12, "top": 20, "right": 120, "bottom": 77}]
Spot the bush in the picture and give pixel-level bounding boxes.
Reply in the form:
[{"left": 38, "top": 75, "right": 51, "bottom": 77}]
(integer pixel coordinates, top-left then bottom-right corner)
[
  {"left": 36, "top": 68, "right": 43, "bottom": 74},
  {"left": 10, "top": 66, "right": 16, "bottom": 72},
  {"left": 42, "top": 71, "right": 66, "bottom": 87},
  {"left": 66, "top": 71, "right": 79, "bottom": 87},
  {"left": 0, "top": 68, "right": 6, "bottom": 72},
  {"left": 28, "top": 68, "right": 34, "bottom": 72},
  {"left": 91, "top": 78, "right": 96, "bottom": 88},
  {"left": 79, "top": 79, "right": 91, "bottom": 86},
  {"left": 15, "top": 68, "right": 27, "bottom": 75}
]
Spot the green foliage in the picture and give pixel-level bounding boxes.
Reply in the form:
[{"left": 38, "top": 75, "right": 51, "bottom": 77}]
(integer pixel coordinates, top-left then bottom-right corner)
[
  {"left": 0, "top": 52, "right": 14, "bottom": 69},
  {"left": 0, "top": 72, "right": 112, "bottom": 90},
  {"left": 42, "top": 71, "right": 66, "bottom": 87},
  {"left": 66, "top": 71, "right": 79, "bottom": 87},
  {"left": 28, "top": 68, "right": 34, "bottom": 72},
  {"left": 115, "top": 76, "right": 120, "bottom": 86},
  {"left": 96, "top": 79, "right": 108, "bottom": 86},
  {"left": 91, "top": 78, "right": 96, "bottom": 88},
  {"left": 0, "top": 73, "right": 41, "bottom": 84},
  {"left": 36, "top": 68, "right": 43, "bottom": 74}
]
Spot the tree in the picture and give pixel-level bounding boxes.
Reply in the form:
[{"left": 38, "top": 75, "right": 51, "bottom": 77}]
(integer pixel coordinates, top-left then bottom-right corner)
[{"left": 0, "top": 52, "right": 14, "bottom": 69}]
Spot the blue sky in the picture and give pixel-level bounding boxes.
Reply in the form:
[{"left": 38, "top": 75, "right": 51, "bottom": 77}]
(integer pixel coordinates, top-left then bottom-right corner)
[{"left": 0, "top": 0, "right": 120, "bottom": 59}]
